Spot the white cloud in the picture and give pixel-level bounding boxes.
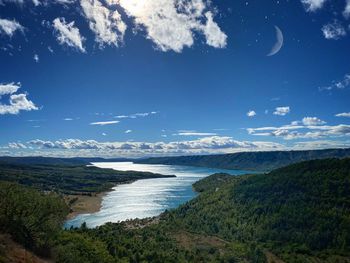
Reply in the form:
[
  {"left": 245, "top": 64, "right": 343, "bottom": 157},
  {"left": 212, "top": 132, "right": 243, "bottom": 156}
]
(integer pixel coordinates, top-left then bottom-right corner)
[
  {"left": 174, "top": 132, "right": 217, "bottom": 136},
  {"left": 114, "top": 111, "right": 158, "bottom": 119},
  {"left": 201, "top": 12, "right": 227, "bottom": 48},
  {"left": 293, "top": 140, "right": 350, "bottom": 150},
  {"left": 125, "top": 130, "right": 132, "bottom": 134},
  {"left": 0, "top": 18, "right": 24, "bottom": 37},
  {"left": 302, "top": 117, "right": 326, "bottom": 126},
  {"left": 113, "top": 0, "right": 227, "bottom": 52},
  {"left": 301, "top": 0, "right": 327, "bottom": 12},
  {"left": 0, "top": 82, "right": 20, "bottom": 95},
  {"left": 273, "top": 106, "right": 290, "bottom": 116},
  {"left": 33, "top": 54, "right": 39, "bottom": 62},
  {"left": 80, "top": 0, "right": 126, "bottom": 47},
  {"left": 53, "top": 17, "right": 86, "bottom": 52},
  {"left": 24, "top": 136, "right": 284, "bottom": 157},
  {"left": 321, "top": 20, "right": 346, "bottom": 40},
  {"left": 344, "top": 0, "right": 350, "bottom": 18},
  {"left": 247, "top": 110, "right": 256, "bottom": 117},
  {"left": 319, "top": 74, "right": 350, "bottom": 91},
  {"left": 335, "top": 112, "right": 350, "bottom": 117},
  {"left": 8, "top": 142, "right": 27, "bottom": 149},
  {"left": 63, "top": 118, "right": 74, "bottom": 121},
  {"left": 248, "top": 122, "right": 350, "bottom": 141},
  {"left": 90, "top": 120, "right": 120, "bottom": 126},
  {"left": 0, "top": 82, "right": 38, "bottom": 115},
  {"left": 0, "top": 94, "right": 38, "bottom": 115}
]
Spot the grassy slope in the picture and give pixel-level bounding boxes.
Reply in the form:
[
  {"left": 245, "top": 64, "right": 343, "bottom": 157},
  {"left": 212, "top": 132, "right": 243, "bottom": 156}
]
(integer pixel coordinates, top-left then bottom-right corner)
[{"left": 136, "top": 148, "right": 350, "bottom": 171}]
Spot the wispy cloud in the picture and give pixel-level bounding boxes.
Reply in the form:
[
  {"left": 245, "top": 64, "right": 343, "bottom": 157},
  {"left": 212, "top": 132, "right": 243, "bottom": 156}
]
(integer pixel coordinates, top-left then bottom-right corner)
[
  {"left": 319, "top": 73, "right": 350, "bottom": 91},
  {"left": 125, "top": 130, "right": 132, "bottom": 134},
  {"left": 321, "top": 20, "right": 346, "bottom": 40},
  {"left": 90, "top": 120, "right": 120, "bottom": 126},
  {"left": 273, "top": 106, "right": 290, "bottom": 116},
  {"left": 0, "top": 18, "right": 24, "bottom": 37},
  {"left": 248, "top": 118, "right": 350, "bottom": 140},
  {"left": 335, "top": 112, "right": 350, "bottom": 117},
  {"left": 301, "top": 0, "right": 327, "bottom": 12},
  {"left": 174, "top": 131, "right": 217, "bottom": 136},
  {"left": 53, "top": 17, "right": 86, "bottom": 52},
  {"left": 114, "top": 111, "right": 158, "bottom": 119}
]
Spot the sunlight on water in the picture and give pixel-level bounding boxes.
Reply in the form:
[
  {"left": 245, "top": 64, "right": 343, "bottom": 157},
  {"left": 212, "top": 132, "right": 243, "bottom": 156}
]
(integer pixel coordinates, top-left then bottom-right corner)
[{"left": 65, "top": 162, "right": 250, "bottom": 228}]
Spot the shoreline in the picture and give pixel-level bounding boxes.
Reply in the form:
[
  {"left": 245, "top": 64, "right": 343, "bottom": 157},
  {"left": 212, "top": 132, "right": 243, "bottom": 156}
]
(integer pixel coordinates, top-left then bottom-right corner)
[{"left": 65, "top": 191, "right": 110, "bottom": 220}]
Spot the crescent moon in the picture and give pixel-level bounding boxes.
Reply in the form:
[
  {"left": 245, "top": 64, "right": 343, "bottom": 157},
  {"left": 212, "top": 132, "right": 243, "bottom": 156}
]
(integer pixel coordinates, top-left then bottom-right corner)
[{"left": 267, "top": 26, "right": 284, "bottom": 56}]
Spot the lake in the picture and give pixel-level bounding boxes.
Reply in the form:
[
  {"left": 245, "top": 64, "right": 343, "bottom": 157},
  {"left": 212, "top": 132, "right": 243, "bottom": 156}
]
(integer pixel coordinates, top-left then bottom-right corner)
[{"left": 65, "top": 162, "right": 252, "bottom": 228}]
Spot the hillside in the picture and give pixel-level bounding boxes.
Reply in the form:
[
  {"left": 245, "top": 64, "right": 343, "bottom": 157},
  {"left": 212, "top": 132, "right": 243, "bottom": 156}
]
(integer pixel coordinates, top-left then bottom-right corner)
[
  {"left": 0, "top": 162, "right": 175, "bottom": 194},
  {"left": 1, "top": 158, "right": 349, "bottom": 262},
  {"left": 136, "top": 148, "right": 350, "bottom": 171}
]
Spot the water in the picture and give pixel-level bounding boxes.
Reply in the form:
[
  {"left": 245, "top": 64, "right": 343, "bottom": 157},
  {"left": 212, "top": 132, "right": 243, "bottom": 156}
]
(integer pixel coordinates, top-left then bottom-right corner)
[{"left": 65, "top": 162, "right": 251, "bottom": 228}]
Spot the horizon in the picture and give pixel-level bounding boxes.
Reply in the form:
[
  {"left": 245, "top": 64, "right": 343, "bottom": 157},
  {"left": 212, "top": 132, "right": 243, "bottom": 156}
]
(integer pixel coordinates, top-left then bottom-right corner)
[{"left": 1, "top": 0, "right": 350, "bottom": 158}]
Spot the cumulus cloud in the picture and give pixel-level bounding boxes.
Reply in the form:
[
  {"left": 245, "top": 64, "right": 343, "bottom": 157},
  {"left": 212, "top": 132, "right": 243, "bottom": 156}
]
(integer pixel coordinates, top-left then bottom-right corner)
[
  {"left": 321, "top": 20, "right": 346, "bottom": 40},
  {"left": 319, "top": 74, "right": 350, "bottom": 91},
  {"left": 335, "top": 112, "right": 350, "bottom": 117},
  {"left": 0, "top": 82, "right": 38, "bottom": 115},
  {"left": 24, "top": 136, "right": 284, "bottom": 157},
  {"left": 108, "top": 0, "right": 227, "bottom": 52},
  {"left": 302, "top": 117, "right": 326, "bottom": 126},
  {"left": 0, "top": 82, "right": 20, "bottom": 95},
  {"left": 125, "top": 130, "right": 132, "bottom": 134},
  {"left": 247, "top": 110, "right": 256, "bottom": 117},
  {"left": 273, "top": 106, "right": 290, "bottom": 116},
  {"left": 248, "top": 120, "right": 350, "bottom": 140},
  {"left": 8, "top": 142, "right": 27, "bottom": 149},
  {"left": 53, "top": 17, "right": 86, "bottom": 52},
  {"left": 0, "top": 18, "right": 24, "bottom": 37},
  {"left": 80, "top": 0, "right": 126, "bottom": 47},
  {"left": 301, "top": 0, "right": 327, "bottom": 12},
  {"left": 90, "top": 120, "right": 120, "bottom": 126}
]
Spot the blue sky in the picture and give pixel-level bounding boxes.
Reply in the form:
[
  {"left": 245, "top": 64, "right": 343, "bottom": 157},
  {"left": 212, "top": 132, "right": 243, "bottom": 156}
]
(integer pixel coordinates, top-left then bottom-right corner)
[{"left": 0, "top": 0, "right": 350, "bottom": 157}]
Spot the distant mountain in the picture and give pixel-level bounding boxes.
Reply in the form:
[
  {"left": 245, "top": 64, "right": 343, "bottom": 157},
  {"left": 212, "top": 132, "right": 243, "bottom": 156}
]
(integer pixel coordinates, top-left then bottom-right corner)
[
  {"left": 0, "top": 156, "right": 133, "bottom": 166},
  {"left": 0, "top": 156, "right": 89, "bottom": 166},
  {"left": 136, "top": 148, "right": 350, "bottom": 171}
]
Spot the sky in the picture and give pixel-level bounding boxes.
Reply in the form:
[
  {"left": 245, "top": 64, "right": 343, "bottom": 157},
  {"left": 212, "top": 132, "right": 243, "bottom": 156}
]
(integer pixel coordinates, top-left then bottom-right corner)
[{"left": 0, "top": 0, "right": 350, "bottom": 158}]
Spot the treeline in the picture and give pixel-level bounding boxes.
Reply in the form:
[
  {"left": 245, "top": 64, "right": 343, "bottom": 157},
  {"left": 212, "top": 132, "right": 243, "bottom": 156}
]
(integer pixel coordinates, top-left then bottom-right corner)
[
  {"left": 0, "top": 163, "right": 174, "bottom": 194},
  {"left": 136, "top": 148, "right": 350, "bottom": 171}
]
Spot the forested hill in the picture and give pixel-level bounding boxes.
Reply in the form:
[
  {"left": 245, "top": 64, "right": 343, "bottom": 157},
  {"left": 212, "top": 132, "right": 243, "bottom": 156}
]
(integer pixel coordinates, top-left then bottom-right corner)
[
  {"left": 136, "top": 148, "right": 350, "bottom": 171},
  {"left": 1, "top": 158, "right": 349, "bottom": 262},
  {"left": 168, "top": 158, "right": 350, "bottom": 262}
]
